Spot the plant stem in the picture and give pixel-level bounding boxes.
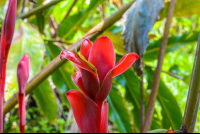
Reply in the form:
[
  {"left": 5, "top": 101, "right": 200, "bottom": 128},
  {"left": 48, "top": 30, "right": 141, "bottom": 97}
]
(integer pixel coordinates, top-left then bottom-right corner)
[
  {"left": 140, "top": 56, "right": 144, "bottom": 132},
  {"left": 3, "top": 0, "right": 136, "bottom": 116},
  {"left": 18, "top": 0, "right": 62, "bottom": 19},
  {"left": 0, "top": 63, "right": 6, "bottom": 133},
  {"left": 141, "top": 0, "right": 176, "bottom": 132},
  {"left": 190, "top": 94, "right": 200, "bottom": 132},
  {"left": 44, "top": 39, "right": 72, "bottom": 45},
  {"left": 183, "top": 32, "right": 200, "bottom": 132},
  {"left": 145, "top": 64, "right": 184, "bottom": 80}
]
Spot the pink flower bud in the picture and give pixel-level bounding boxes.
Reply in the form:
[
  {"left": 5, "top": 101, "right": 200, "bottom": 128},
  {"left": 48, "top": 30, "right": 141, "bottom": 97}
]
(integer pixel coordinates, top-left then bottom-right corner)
[{"left": 17, "top": 54, "right": 30, "bottom": 94}]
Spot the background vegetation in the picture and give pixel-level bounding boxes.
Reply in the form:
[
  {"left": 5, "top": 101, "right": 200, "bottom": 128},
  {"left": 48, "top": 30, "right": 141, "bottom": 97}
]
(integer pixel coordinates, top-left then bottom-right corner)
[{"left": 0, "top": 0, "right": 200, "bottom": 133}]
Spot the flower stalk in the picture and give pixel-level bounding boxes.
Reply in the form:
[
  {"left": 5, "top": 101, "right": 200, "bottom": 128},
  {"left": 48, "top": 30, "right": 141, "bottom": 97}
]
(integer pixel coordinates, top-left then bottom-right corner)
[
  {"left": 0, "top": 0, "right": 17, "bottom": 132},
  {"left": 183, "top": 32, "right": 200, "bottom": 132}
]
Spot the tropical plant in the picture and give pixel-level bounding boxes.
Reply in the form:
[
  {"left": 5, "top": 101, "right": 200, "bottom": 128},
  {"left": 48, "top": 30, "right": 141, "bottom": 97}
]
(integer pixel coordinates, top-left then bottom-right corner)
[{"left": 0, "top": 0, "right": 200, "bottom": 133}]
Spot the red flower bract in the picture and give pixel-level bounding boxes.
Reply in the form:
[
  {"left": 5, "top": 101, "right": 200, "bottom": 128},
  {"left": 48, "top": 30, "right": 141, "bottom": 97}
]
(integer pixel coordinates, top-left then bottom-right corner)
[
  {"left": 60, "top": 36, "right": 139, "bottom": 133},
  {"left": 0, "top": 0, "right": 17, "bottom": 133}
]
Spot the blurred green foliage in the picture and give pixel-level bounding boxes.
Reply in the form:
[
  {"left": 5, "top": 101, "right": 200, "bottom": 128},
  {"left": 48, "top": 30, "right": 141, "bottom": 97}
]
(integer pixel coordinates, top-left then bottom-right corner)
[{"left": 0, "top": 0, "right": 200, "bottom": 133}]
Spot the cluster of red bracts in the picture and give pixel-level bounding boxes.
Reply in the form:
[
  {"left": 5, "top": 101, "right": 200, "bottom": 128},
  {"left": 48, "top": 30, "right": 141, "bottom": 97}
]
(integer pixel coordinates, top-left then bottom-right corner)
[
  {"left": 17, "top": 54, "right": 30, "bottom": 133},
  {"left": 0, "top": 0, "right": 17, "bottom": 133},
  {"left": 60, "top": 37, "right": 139, "bottom": 133}
]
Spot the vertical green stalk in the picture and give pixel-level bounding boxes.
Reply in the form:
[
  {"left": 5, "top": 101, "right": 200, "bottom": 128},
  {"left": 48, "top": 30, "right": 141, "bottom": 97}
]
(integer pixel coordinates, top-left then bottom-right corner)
[{"left": 183, "top": 32, "right": 200, "bottom": 132}]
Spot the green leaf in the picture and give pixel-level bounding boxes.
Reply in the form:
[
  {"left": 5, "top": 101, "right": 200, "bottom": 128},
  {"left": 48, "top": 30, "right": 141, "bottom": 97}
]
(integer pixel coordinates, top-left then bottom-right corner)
[
  {"left": 147, "top": 129, "right": 167, "bottom": 133},
  {"left": 115, "top": 56, "right": 161, "bottom": 131},
  {"left": 6, "top": 19, "right": 45, "bottom": 99},
  {"left": 145, "top": 32, "right": 199, "bottom": 61},
  {"left": 0, "top": 0, "right": 6, "bottom": 6},
  {"left": 45, "top": 42, "right": 78, "bottom": 106},
  {"left": 52, "top": 0, "right": 74, "bottom": 23},
  {"left": 169, "top": 65, "right": 179, "bottom": 74},
  {"left": 160, "top": 0, "right": 200, "bottom": 19},
  {"left": 33, "top": 80, "right": 57, "bottom": 124},
  {"left": 36, "top": 12, "right": 45, "bottom": 34},
  {"left": 108, "top": 86, "right": 134, "bottom": 133},
  {"left": 183, "top": 74, "right": 191, "bottom": 85},
  {"left": 145, "top": 67, "right": 183, "bottom": 130},
  {"left": 122, "top": 68, "right": 141, "bottom": 130},
  {"left": 58, "top": 0, "right": 105, "bottom": 40}
]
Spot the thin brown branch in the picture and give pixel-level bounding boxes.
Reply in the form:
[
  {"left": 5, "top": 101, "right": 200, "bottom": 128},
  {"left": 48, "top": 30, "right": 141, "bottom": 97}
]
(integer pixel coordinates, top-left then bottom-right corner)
[
  {"left": 21, "top": 0, "right": 26, "bottom": 14},
  {"left": 3, "top": 0, "right": 136, "bottom": 116},
  {"left": 145, "top": 64, "right": 184, "bottom": 80},
  {"left": 49, "top": 15, "right": 58, "bottom": 38},
  {"left": 44, "top": 39, "right": 72, "bottom": 45},
  {"left": 59, "top": 0, "right": 78, "bottom": 27},
  {"left": 183, "top": 31, "right": 200, "bottom": 132},
  {"left": 141, "top": 0, "right": 177, "bottom": 132}
]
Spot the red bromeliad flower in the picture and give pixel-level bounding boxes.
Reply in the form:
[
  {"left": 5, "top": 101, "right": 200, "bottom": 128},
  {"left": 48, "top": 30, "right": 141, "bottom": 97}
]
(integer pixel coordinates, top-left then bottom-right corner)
[
  {"left": 60, "top": 36, "right": 139, "bottom": 133},
  {"left": 0, "top": 0, "right": 17, "bottom": 132},
  {"left": 17, "top": 54, "right": 30, "bottom": 133}
]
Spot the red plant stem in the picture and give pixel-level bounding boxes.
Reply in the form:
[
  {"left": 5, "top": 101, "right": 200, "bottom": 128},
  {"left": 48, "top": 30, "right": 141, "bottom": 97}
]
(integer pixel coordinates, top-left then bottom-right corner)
[
  {"left": 0, "top": 0, "right": 17, "bottom": 132},
  {"left": 0, "top": 53, "right": 7, "bottom": 133},
  {"left": 0, "top": 36, "right": 9, "bottom": 133},
  {"left": 18, "top": 93, "right": 26, "bottom": 133}
]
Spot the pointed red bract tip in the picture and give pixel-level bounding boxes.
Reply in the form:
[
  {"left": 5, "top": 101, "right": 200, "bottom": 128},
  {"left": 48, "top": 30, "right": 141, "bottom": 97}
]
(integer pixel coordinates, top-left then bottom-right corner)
[
  {"left": 112, "top": 53, "right": 139, "bottom": 77},
  {"left": 80, "top": 39, "right": 92, "bottom": 60},
  {"left": 3, "top": 0, "right": 17, "bottom": 46}
]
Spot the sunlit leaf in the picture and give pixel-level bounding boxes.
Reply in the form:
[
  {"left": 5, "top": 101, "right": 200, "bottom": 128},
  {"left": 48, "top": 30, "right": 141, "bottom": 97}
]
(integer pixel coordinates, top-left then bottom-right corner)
[
  {"left": 160, "top": 0, "right": 200, "bottom": 19},
  {"left": 145, "top": 32, "right": 199, "bottom": 61},
  {"left": 0, "top": 0, "right": 6, "bottom": 6},
  {"left": 58, "top": 0, "right": 105, "bottom": 40}
]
